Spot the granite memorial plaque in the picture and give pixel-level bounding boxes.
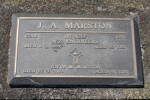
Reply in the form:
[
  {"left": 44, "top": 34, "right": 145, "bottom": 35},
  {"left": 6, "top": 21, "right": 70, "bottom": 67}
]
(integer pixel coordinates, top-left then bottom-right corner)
[{"left": 8, "top": 14, "right": 144, "bottom": 88}]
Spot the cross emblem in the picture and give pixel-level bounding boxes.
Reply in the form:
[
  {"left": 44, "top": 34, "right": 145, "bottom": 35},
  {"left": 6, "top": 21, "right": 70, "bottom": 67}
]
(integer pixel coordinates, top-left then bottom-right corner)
[{"left": 69, "top": 48, "right": 82, "bottom": 65}]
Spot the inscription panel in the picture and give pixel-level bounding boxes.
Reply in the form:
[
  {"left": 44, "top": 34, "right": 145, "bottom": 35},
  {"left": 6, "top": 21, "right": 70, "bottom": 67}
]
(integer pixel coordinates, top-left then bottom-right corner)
[{"left": 15, "top": 17, "right": 137, "bottom": 78}]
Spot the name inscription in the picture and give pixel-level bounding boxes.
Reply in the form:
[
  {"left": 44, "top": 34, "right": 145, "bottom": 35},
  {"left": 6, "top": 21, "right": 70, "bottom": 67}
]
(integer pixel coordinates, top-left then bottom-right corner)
[{"left": 37, "top": 22, "right": 112, "bottom": 30}]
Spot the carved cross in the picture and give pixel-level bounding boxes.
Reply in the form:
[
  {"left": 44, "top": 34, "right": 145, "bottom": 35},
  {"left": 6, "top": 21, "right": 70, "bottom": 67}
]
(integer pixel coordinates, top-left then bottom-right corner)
[{"left": 70, "top": 48, "right": 82, "bottom": 65}]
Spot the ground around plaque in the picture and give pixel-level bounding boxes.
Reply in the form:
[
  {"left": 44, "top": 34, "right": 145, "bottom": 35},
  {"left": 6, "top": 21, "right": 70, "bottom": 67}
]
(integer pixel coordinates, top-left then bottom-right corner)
[{"left": 0, "top": 0, "right": 150, "bottom": 99}]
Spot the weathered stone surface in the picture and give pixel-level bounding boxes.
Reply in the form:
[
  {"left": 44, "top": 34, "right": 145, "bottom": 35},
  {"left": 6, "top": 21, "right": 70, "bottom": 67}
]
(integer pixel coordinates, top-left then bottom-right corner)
[{"left": 0, "top": 0, "right": 150, "bottom": 99}]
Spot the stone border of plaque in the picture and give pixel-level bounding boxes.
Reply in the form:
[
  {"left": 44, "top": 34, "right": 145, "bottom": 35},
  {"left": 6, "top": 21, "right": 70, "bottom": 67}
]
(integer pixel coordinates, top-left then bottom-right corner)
[{"left": 7, "top": 14, "right": 144, "bottom": 88}]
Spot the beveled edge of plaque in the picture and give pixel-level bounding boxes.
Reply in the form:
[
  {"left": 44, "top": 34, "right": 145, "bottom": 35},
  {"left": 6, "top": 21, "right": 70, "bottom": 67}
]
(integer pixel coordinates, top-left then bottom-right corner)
[{"left": 7, "top": 14, "right": 144, "bottom": 88}]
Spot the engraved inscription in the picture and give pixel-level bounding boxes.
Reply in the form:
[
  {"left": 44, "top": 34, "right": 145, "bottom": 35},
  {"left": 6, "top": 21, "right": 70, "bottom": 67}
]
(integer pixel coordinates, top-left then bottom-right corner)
[
  {"left": 37, "top": 22, "right": 57, "bottom": 29},
  {"left": 65, "top": 22, "right": 112, "bottom": 29},
  {"left": 51, "top": 40, "right": 65, "bottom": 52},
  {"left": 65, "top": 34, "right": 99, "bottom": 44},
  {"left": 15, "top": 17, "right": 136, "bottom": 78}
]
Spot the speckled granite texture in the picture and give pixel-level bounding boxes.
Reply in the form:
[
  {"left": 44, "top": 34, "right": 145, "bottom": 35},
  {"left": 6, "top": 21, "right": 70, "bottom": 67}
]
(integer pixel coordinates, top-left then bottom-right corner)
[{"left": 0, "top": 0, "right": 150, "bottom": 99}]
